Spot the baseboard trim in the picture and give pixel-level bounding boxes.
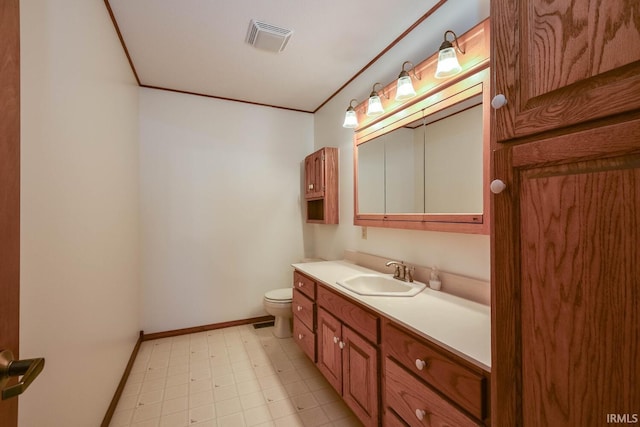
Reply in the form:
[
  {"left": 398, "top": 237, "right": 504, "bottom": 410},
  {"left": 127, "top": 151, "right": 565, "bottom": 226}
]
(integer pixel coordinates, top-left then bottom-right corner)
[
  {"left": 101, "top": 315, "right": 275, "bottom": 426},
  {"left": 101, "top": 330, "right": 144, "bottom": 427},
  {"left": 142, "top": 315, "right": 275, "bottom": 341}
]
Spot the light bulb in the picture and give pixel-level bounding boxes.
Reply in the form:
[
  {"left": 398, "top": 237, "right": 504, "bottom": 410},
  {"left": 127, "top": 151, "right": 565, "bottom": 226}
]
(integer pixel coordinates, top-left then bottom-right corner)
[
  {"left": 395, "top": 75, "right": 416, "bottom": 101},
  {"left": 434, "top": 47, "right": 462, "bottom": 79}
]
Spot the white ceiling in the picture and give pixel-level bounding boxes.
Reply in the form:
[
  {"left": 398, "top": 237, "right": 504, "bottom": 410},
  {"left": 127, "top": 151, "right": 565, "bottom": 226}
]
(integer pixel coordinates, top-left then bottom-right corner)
[{"left": 107, "top": 0, "right": 447, "bottom": 112}]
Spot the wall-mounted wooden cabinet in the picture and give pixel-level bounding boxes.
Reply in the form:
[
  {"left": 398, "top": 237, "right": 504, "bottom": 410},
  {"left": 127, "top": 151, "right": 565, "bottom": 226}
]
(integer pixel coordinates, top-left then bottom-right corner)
[
  {"left": 352, "top": 20, "right": 491, "bottom": 235},
  {"left": 304, "top": 147, "right": 338, "bottom": 224}
]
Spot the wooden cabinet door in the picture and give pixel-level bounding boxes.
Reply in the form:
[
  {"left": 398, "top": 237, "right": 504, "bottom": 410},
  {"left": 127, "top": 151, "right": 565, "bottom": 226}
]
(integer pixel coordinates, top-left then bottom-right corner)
[
  {"left": 316, "top": 308, "right": 342, "bottom": 394},
  {"left": 492, "top": 119, "right": 640, "bottom": 426},
  {"left": 342, "top": 326, "right": 378, "bottom": 426},
  {"left": 492, "top": 0, "right": 640, "bottom": 141},
  {"left": 304, "top": 154, "right": 315, "bottom": 199},
  {"left": 304, "top": 149, "right": 325, "bottom": 199}
]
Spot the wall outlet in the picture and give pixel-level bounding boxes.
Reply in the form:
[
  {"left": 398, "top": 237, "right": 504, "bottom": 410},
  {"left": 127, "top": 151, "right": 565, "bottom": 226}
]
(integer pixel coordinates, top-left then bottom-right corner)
[{"left": 361, "top": 226, "right": 367, "bottom": 239}]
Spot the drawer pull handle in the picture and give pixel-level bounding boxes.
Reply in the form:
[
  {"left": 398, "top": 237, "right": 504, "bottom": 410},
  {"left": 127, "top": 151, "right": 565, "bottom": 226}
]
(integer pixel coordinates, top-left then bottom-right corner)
[
  {"left": 338, "top": 341, "right": 345, "bottom": 349},
  {"left": 297, "top": 282, "right": 304, "bottom": 287},
  {"left": 298, "top": 334, "right": 304, "bottom": 340},
  {"left": 415, "top": 409, "right": 426, "bottom": 421},
  {"left": 415, "top": 359, "right": 428, "bottom": 370},
  {"left": 297, "top": 305, "right": 303, "bottom": 311},
  {"left": 333, "top": 336, "right": 339, "bottom": 344}
]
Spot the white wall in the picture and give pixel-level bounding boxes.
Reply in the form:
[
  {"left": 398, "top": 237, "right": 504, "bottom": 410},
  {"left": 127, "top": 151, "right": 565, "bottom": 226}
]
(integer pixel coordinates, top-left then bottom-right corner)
[
  {"left": 139, "top": 88, "right": 314, "bottom": 333},
  {"left": 313, "top": 0, "right": 491, "bottom": 281},
  {"left": 19, "top": 0, "right": 140, "bottom": 425}
]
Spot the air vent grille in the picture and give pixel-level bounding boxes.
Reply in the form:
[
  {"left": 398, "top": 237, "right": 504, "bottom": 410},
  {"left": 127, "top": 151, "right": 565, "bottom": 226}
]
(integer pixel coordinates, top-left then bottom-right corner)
[{"left": 246, "top": 19, "right": 293, "bottom": 53}]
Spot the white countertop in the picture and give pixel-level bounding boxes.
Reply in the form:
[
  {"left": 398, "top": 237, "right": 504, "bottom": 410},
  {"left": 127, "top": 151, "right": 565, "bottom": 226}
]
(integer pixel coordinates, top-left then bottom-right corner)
[{"left": 292, "top": 260, "right": 491, "bottom": 371}]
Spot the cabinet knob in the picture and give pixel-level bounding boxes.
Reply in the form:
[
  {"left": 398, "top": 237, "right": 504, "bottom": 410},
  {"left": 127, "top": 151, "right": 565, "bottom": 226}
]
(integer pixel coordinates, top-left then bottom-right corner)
[
  {"left": 338, "top": 341, "right": 345, "bottom": 349},
  {"left": 333, "top": 336, "right": 339, "bottom": 344},
  {"left": 415, "top": 359, "right": 428, "bottom": 370},
  {"left": 491, "top": 94, "right": 508, "bottom": 109},
  {"left": 297, "top": 282, "right": 304, "bottom": 288},
  {"left": 297, "top": 305, "right": 302, "bottom": 311},
  {"left": 298, "top": 334, "right": 304, "bottom": 340},
  {"left": 490, "top": 179, "right": 507, "bottom": 194},
  {"left": 308, "top": 184, "right": 314, "bottom": 190},
  {"left": 415, "top": 409, "right": 426, "bottom": 421}
]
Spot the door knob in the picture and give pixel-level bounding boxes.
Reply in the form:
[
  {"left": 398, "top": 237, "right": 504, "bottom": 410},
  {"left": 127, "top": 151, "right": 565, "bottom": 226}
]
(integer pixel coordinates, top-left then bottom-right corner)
[{"left": 0, "top": 349, "right": 45, "bottom": 400}]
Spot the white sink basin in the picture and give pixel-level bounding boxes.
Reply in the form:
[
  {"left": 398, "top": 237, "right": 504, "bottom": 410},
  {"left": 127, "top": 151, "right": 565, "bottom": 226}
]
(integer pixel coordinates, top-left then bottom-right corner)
[{"left": 336, "top": 274, "right": 426, "bottom": 296}]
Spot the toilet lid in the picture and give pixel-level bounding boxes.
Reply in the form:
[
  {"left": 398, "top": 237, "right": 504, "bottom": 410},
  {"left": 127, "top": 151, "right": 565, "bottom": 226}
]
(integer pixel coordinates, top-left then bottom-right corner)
[{"left": 265, "top": 288, "right": 293, "bottom": 302}]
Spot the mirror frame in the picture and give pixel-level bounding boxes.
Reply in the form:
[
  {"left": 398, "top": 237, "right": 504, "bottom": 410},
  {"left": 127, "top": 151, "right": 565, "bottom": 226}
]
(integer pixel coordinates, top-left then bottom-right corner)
[{"left": 352, "top": 19, "right": 490, "bottom": 235}]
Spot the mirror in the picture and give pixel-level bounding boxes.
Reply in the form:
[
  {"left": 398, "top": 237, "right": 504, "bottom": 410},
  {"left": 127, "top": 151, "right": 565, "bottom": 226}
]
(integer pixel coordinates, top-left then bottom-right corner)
[
  {"left": 354, "top": 68, "right": 490, "bottom": 234},
  {"left": 358, "top": 96, "right": 483, "bottom": 215}
]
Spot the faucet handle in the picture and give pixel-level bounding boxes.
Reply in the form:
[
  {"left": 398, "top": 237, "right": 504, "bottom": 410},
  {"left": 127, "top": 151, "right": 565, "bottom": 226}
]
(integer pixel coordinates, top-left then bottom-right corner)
[{"left": 407, "top": 266, "right": 415, "bottom": 282}]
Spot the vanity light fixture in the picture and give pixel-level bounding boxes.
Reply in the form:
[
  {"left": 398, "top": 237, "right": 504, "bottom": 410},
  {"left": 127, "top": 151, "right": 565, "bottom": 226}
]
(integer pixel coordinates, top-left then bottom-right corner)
[
  {"left": 434, "top": 30, "right": 465, "bottom": 79},
  {"left": 366, "top": 83, "right": 388, "bottom": 117},
  {"left": 342, "top": 99, "right": 359, "bottom": 129},
  {"left": 395, "top": 61, "right": 421, "bottom": 101}
]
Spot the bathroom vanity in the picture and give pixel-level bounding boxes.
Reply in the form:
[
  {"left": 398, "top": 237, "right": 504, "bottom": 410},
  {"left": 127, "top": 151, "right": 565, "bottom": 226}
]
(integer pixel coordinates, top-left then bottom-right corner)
[{"left": 291, "top": 260, "right": 491, "bottom": 426}]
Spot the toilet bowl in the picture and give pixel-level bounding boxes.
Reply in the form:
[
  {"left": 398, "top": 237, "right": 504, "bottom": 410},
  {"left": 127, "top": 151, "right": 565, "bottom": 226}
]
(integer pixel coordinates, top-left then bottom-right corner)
[{"left": 263, "top": 288, "right": 293, "bottom": 338}]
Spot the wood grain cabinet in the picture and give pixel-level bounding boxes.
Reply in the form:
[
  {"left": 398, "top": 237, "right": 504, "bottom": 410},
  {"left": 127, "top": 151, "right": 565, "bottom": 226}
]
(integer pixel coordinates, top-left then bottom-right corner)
[
  {"left": 492, "top": 0, "right": 640, "bottom": 425},
  {"left": 316, "top": 286, "right": 380, "bottom": 426},
  {"left": 304, "top": 147, "right": 338, "bottom": 224},
  {"left": 492, "top": 0, "right": 640, "bottom": 142},
  {"left": 292, "top": 268, "right": 493, "bottom": 427},
  {"left": 292, "top": 271, "right": 316, "bottom": 362},
  {"left": 382, "top": 321, "right": 489, "bottom": 426}
]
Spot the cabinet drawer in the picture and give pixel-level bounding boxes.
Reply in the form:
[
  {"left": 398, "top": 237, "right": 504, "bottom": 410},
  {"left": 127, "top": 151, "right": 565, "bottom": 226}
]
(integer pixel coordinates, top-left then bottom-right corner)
[
  {"left": 293, "top": 318, "right": 315, "bottom": 362},
  {"left": 385, "top": 359, "right": 481, "bottom": 427},
  {"left": 317, "top": 286, "right": 379, "bottom": 344},
  {"left": 293, "top": 271, "right": 316, "bottom": 300},
  {"left": 293, "top": 289, "right": 314, "bottom": 331},
  {"left": 383, "top": 321, "right": 486, "bottom": 420}
]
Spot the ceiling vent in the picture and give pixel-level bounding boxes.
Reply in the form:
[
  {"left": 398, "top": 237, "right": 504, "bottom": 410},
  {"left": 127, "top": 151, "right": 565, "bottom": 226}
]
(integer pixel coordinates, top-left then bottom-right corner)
[{"left": 246, "top": 20, "right": 293, "bottom": 53}]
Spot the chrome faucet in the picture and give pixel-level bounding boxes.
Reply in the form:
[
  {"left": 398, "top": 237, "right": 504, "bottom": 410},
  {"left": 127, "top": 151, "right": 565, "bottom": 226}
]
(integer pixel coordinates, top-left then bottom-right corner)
[{"left": 385, "top": 261, "right": 414, "bottom": 282}]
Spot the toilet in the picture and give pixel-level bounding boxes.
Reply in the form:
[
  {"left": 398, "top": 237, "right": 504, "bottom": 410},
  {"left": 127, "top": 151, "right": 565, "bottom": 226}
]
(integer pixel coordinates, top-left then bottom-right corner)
[{"left": 263, "top": 288, "right": 293, "bottom": 338}]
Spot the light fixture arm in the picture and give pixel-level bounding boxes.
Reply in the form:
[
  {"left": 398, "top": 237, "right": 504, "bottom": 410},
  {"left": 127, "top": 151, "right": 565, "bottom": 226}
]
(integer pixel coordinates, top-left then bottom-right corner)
[
  {"left": 399, "top": 61, "right": 421, "bottom": 81},
  {"left": 371, "top": 82, "right": 389, "bottom": 99},
  {"left": 440, "top": 30, "right": 465, "bottom": 55}
]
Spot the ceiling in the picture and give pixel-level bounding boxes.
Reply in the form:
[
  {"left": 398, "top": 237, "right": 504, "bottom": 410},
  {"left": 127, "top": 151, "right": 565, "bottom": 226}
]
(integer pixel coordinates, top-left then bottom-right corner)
[{"left": 106, "top": 0, "right": 447, "bottom": 113}]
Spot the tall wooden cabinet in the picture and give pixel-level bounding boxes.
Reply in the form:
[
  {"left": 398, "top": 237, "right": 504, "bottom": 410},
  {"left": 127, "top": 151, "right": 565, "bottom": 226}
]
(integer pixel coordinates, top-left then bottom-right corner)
[
  {"left": 304, "top": 147, "right": 339, "bottom": 224},
  {"left": 491, "top": 1, "right": 640, "bottom": 425}
]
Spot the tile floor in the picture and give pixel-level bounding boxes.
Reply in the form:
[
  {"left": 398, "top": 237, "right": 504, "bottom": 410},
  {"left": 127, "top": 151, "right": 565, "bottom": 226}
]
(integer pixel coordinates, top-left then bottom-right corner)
[{"left": 109, "top": 324, "right": 363, "bottom": 427}]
